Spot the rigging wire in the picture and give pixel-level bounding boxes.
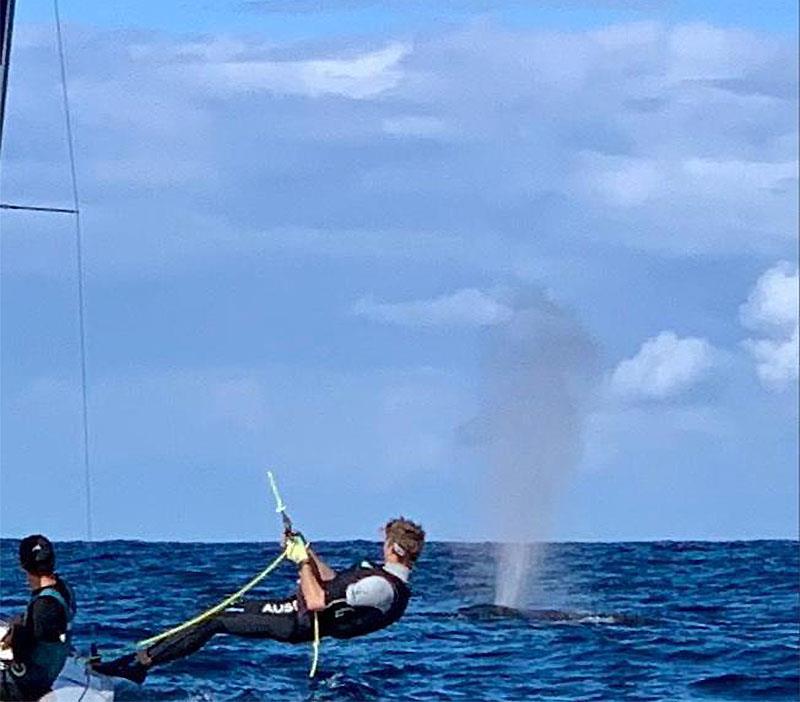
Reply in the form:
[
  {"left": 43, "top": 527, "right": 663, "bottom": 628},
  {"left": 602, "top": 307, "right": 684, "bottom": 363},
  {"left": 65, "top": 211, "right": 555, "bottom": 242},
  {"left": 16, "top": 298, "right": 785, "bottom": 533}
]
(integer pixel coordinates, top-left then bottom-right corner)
[
  {"left": 53, "top": 0, "right": 97, "bottom": 637},
  {"left": 0, "top": 203, "right": 77, "bottom": 213}
]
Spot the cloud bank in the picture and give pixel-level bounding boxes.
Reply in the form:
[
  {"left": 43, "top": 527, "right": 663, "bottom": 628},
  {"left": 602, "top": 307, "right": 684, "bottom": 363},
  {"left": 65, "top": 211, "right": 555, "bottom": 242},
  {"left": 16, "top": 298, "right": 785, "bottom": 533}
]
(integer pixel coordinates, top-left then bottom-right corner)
[{"left": 3, "top": 19, "right": 796, "bottom": 283}]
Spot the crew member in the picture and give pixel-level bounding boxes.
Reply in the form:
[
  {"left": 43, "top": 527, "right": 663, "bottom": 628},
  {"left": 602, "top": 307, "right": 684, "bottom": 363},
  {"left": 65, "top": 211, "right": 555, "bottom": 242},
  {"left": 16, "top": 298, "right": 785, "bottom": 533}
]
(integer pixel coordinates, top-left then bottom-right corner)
[
  {"left": 0, "top": 535, "right": 76, "bottom": 701},
  {"left": 93, "top": 517, "right": 425, "bottom": 684}
]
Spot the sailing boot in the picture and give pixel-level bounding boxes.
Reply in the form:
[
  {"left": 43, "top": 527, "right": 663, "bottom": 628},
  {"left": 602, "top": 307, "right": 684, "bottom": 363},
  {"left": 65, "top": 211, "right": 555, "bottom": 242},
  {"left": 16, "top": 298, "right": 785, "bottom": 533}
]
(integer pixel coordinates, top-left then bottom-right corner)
[{"left": 91, "top": 651, "right": 149, "bottom": 684}]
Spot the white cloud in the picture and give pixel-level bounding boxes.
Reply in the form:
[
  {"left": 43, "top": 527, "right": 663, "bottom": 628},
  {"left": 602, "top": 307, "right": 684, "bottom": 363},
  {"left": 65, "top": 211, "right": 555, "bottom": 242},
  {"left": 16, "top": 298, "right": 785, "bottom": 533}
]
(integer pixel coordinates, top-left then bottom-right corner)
[
  {"left": 740, "top": 262, "right": 799, "bottom": 390},
  {"left": 743, "top": 328, "right": 799, "bottom": 389},
  {"left": 574, "top": 155, "right": 797, "bottom": 252},
  {"left": 610, "top": 331, "right": 717, "bottom": 400},
  {"left": 352, "top": 288, "right": 512, "bottom": 327},
  {"left": 739, "top": 261, "right": 799, "bottom": 333},
  {"left": 196, "top": 42, "right": 410, "bottom": 99}
]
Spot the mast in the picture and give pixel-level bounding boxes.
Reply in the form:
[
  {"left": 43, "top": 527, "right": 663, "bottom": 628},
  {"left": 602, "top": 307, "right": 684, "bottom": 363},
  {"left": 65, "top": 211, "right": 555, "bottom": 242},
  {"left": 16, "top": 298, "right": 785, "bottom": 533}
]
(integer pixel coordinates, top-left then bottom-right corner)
[{"left": 0, "top": 0, "right": 15, "bottom": 159}]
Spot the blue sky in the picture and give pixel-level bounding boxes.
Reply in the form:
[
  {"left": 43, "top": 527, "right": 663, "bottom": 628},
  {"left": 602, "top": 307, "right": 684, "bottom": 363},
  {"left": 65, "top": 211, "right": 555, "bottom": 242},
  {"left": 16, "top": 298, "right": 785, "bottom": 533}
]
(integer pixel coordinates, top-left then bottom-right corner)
[{"left": 1, "top": 1, "right": 797, "bottom": 542}]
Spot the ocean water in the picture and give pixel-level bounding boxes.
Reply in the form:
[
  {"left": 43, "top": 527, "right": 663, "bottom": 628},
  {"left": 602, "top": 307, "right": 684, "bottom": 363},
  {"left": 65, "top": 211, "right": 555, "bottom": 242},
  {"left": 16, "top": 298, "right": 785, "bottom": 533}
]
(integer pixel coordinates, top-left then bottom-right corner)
[{"left": 0, "top": 539, "right": 798, "bottom": 701}]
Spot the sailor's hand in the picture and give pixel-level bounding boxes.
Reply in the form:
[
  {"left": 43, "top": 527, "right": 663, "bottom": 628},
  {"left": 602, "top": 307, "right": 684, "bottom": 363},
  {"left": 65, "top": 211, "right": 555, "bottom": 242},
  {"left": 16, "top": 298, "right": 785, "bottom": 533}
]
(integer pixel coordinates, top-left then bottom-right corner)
[
  {"left": 0, "top": 627, "right": 13, "bottom": 649},
  {"left": 284, "top": 534, "right": 309, "bottom": 565},
  {"left": 281, "top": 529, "right": 307, "bottom": 547}
]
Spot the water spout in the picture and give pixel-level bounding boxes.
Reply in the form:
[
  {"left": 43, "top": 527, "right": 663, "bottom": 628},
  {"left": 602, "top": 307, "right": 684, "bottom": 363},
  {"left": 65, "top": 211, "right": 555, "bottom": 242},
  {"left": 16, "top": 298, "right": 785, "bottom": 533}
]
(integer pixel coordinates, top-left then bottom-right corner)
[{"left": 478, "top": 291, "right": 598, "bottom": 608}]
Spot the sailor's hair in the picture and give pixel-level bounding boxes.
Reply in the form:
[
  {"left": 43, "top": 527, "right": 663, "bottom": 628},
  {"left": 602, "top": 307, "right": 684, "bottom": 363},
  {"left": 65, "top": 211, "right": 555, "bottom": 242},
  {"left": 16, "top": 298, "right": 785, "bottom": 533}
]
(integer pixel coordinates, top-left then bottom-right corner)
[
  {"left": 19, "top": 534, "right": 56, "bottom": 575},
  {"left": 385, "top": 517, "right": 425, "bottom": 564}
]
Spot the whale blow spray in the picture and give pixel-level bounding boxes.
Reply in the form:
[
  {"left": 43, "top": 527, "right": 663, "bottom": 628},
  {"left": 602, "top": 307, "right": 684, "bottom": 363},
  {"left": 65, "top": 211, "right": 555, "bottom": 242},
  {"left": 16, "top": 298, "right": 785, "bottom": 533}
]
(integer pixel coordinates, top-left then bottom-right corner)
[{"left": 480, "top": 292, "right": 598, "bottom": 609}]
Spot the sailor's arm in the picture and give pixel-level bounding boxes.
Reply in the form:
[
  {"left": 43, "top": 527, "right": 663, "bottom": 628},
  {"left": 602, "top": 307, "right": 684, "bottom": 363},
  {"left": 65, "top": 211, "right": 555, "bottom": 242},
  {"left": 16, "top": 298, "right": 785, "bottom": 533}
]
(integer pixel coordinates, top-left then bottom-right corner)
[
  {"left": 298, "top": 561, "right": 327, "bottom": 611},
  {"left": 1, "top": 610, "right": 40, "bottom": 661},
  {"left": 306, "top": 547, "right": 336, "bottom": 581},
  {"left": 284, "top": 534, "right": 327, "bottom": 610}
]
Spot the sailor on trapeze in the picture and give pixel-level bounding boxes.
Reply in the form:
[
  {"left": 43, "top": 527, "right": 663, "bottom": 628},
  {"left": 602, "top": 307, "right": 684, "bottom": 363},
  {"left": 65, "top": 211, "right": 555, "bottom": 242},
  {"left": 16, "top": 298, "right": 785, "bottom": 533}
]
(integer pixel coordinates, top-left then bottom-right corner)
[{"left": 93, "top": 517, "right": 425, "bottom": 684}]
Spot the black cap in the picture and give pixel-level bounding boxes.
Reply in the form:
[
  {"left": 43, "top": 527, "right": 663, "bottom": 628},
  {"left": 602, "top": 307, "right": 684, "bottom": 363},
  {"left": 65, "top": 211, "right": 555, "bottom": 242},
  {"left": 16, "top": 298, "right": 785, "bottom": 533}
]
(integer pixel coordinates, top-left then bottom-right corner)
[{"left": 19, "top": 534, "right": 55, "bottom": 575}]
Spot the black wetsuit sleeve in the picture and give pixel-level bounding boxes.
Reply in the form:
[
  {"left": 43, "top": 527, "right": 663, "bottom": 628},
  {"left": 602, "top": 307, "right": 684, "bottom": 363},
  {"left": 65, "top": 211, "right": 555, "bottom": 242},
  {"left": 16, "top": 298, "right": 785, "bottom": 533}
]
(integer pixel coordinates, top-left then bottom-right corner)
[{"left": 11, "top": 598, "right": 67, "bottom": 661}]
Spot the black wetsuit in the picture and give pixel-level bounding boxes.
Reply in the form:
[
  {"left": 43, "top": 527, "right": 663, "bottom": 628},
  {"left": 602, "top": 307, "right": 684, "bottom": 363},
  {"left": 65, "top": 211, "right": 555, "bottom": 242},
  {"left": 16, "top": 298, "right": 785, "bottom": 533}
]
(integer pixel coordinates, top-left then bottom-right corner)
[
  {"left": 0, "top": 576, "right": 75, "bottom": 701},
  {"left": 145, "top": 593, "right": 313, "bottom": 668},
  {"left": 95, "top": 561, "right": 410, "bottom": 682}
]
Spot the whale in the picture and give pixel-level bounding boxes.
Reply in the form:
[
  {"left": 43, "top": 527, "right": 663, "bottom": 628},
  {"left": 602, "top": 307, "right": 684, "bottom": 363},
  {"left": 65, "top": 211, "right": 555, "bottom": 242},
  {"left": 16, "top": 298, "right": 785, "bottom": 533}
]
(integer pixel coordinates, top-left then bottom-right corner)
[{"left": 455, "top": 603, "right": 644, "bottom": 626}]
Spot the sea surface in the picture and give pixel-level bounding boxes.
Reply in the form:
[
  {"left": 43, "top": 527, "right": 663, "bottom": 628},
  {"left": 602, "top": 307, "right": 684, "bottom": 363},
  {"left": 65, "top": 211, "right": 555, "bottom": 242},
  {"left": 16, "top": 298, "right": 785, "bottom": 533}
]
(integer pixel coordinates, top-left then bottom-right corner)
[{"left": 1, "top": 540, "right": 798, "bottom": 701}]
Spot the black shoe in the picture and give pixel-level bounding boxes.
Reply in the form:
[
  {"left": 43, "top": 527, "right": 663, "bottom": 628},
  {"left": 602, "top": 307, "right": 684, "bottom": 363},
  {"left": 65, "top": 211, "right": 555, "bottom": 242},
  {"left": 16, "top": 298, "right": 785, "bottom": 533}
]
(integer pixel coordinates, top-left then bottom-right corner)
[{"left": 91, "top": 653, "right": 148, "bottom": 684}]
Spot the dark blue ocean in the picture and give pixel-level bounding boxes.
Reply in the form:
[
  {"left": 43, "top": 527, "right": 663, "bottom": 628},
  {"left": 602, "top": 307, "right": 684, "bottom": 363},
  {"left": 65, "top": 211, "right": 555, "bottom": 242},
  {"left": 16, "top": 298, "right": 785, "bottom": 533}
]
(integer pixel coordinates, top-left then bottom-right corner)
[{"left": 1, "top": 540, "right": 798, "bottom": 701}]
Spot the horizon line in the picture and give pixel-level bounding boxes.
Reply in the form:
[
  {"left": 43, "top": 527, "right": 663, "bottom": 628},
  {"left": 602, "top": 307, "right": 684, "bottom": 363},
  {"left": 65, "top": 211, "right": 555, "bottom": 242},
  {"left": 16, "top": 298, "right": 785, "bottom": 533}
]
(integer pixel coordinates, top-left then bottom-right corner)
[{"left": 0, "top": 536, "right": 797, "bottom": 545}]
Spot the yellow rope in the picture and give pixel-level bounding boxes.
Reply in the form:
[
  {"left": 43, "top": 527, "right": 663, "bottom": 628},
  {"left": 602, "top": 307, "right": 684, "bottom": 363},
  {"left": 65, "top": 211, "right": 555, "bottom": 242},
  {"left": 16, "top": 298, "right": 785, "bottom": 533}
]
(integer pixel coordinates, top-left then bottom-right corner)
[
  {"left": 134, "top": 472, "right": 324, "bottom": 677},
  {"left": 137, "top": 547, "right": 289, "bottom": 649},
  {"left": 309, "top": 611, "right": 320, "bottom": 678}
]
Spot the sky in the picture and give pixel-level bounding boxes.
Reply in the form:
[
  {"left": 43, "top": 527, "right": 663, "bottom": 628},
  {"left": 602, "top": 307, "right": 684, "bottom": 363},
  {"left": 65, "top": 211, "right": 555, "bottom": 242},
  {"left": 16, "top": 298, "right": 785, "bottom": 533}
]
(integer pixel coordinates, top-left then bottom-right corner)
[{"left": 0, "top": 0, "right": 797, "bottom": 543}]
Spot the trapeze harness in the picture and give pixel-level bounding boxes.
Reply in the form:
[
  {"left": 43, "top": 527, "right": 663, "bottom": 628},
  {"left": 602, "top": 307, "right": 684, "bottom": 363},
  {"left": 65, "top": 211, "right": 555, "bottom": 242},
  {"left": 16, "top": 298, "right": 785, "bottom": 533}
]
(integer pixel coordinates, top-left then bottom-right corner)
[
  {"left": 1, "top": 581, "right": 76, "bottom": 699},
  {"left": 318, "top": 561, "right": 411, "bottom": 639}
]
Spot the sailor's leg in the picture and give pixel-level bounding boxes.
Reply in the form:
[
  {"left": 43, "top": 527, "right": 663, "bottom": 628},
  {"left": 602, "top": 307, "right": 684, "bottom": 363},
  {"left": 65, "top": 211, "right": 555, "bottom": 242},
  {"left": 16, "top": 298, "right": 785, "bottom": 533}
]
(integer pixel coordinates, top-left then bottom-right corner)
[
  {"left": 145, "top": 618, "right": 224, "bottom": 666},
  {"left": 141, "top": 596, "right": 308, "bottom": 665},
  {"left": 92, "top": 595, "right": 310, "bottom": 683},
  {"left": 218, "top": 595, "right": 311, "bottom": 643},
  {"left": 91, "top": 618, "right": 224, "bottom": 683}
]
